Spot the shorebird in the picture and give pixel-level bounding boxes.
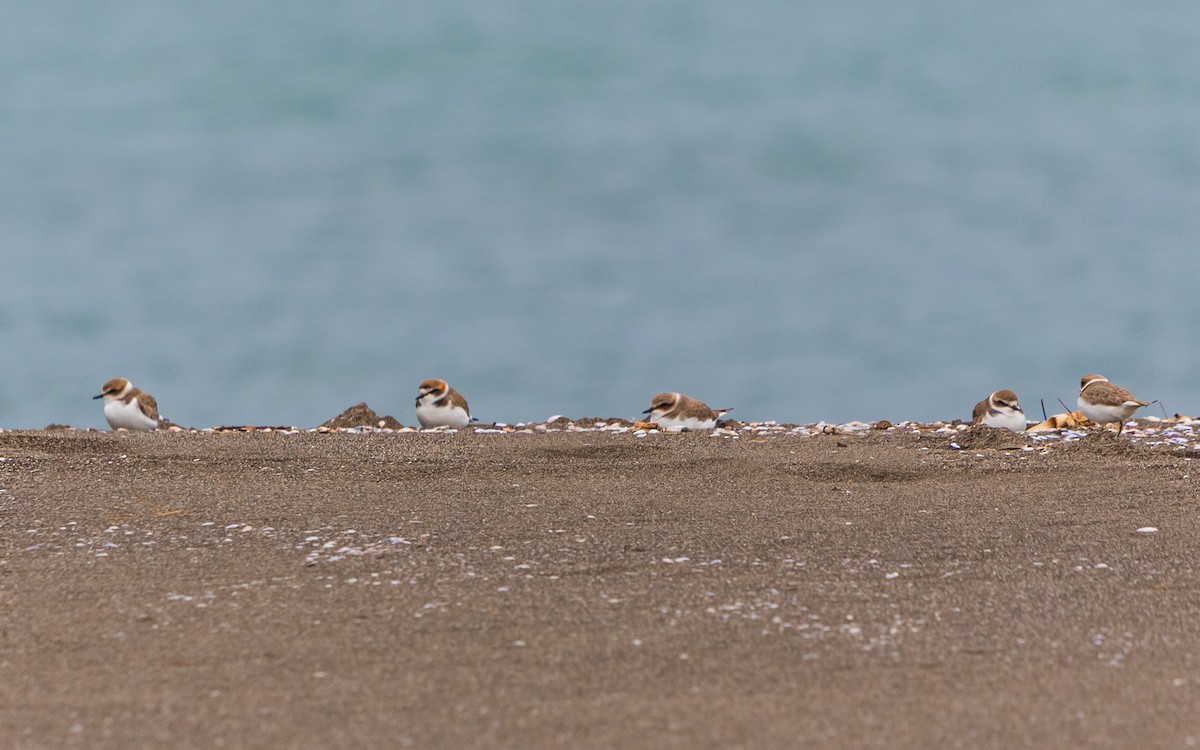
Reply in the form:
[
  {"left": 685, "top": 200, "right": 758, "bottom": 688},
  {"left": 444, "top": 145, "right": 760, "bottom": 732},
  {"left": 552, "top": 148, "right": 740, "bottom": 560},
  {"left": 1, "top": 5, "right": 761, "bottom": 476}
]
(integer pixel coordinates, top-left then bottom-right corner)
[
  {"left": 643, "top": 392, "right": 728, "bottom": 431},
  {"left": 971, "top": 389, "right": 1026, "bottom": 432},
  {"left": 93, "top": 378, "right": 162, "bottom": 432},
  {"left": 1077, "top": 374, "right": 1150, "bottom": 435},
  {"left": 415, "top": 379, "right": 471, "bottom": 428}
]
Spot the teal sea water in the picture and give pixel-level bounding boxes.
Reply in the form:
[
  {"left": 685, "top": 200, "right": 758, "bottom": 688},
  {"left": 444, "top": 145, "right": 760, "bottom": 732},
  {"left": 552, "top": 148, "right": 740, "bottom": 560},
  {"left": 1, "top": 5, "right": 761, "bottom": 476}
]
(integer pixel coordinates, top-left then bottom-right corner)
[{"left": 2, "top": 1, "right": 1198, "bottom": 429}]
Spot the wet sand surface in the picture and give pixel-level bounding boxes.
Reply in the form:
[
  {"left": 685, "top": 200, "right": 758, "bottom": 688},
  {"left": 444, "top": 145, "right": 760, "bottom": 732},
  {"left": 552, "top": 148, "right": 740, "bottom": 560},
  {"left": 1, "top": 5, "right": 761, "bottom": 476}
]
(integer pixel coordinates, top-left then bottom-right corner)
[{"left": 2, "top": 429, "right": 1199, "bottom": 748}]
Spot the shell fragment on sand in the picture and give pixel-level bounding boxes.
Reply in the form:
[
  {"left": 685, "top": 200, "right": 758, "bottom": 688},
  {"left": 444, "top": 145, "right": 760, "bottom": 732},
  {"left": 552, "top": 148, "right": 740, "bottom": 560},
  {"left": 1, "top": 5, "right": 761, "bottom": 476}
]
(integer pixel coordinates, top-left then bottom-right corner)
[{"left": 1026, "top": 412, "right": 1092, "bottom": 432}]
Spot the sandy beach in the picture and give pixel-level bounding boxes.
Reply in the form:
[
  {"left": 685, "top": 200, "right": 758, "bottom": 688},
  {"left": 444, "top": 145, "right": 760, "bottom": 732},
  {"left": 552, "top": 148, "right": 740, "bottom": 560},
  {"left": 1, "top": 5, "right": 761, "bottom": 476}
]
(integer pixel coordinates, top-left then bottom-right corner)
[{"left": 2, "top": 424, "right": 1199, "bottom": 748}]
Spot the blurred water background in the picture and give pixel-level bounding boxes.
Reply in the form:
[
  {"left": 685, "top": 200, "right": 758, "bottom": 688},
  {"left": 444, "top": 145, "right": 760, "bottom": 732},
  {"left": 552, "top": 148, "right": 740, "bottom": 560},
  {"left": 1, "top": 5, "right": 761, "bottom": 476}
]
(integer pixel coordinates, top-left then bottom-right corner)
[{"left": 2, "top": 1, "right": 1198, "bottom": 429}]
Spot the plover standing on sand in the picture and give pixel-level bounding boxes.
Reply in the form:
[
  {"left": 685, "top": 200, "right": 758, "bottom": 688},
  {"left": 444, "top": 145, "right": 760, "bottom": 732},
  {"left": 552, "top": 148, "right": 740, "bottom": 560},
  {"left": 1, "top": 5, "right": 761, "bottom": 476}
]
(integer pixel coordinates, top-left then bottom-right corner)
[
  {"left": 93, "top": 378, "right": 163, "bottom": 432},
  {"left": 1077, "top": 374, "right": 1150, "bottom": 435},
  {"left": 415, "top": 379, "right": 472, "bottom": 428}
]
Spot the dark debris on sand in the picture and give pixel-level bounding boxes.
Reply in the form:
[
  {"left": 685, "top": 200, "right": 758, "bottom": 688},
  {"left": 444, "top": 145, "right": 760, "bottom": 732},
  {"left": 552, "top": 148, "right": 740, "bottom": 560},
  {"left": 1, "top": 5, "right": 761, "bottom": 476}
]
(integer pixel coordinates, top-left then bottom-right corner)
[{"left": 320, "top": 402, "right": 404, "bottom": 430}]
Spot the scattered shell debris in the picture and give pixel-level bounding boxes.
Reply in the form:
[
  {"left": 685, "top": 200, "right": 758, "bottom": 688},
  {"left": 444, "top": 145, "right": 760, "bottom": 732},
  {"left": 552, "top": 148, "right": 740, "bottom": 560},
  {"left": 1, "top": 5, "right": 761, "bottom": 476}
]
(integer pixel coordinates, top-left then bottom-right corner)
[
  {"left": 13, "top": 405, "right": 1200, "bottom": 453},
  {"left": 11, "top": 520, "right": 283, "bottom": 563}
]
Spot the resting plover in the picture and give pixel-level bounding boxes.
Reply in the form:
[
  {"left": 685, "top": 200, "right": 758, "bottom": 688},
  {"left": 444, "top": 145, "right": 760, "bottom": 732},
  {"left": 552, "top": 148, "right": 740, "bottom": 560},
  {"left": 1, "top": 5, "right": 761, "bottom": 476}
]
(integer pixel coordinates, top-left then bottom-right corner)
[
  {"left": 1077, "top": 374, "right": 1150, "bottom": 435},
  {"left": 971, "top": 389, "right": 1026, "bottom": 432},
  {"left": 643, "top": 392, "right": 728, "bottom": 431},
  {"left": 93, "top": 378, "right": 162, "bottom": 432},
  {"left": 415, "top": 379, "right": 471, "bottom": 428}
]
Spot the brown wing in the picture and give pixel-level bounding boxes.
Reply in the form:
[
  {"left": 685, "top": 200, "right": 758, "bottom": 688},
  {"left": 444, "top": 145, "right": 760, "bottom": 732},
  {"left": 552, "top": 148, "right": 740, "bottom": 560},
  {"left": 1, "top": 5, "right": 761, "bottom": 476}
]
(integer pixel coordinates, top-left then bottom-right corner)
[
  {"left": 446, "top": 387, "right": 470, "bottom": 417},
  {"left": 971, "top": 398, "right": 989, "bottom": 424},
  {"left": 1087, "top": 382, "right": 1146, "bottom": 407},
  {"left": 136, "top": 391, "right": 161, "bottom": 422},
  {"left": 672, "top": 394, "right": 713, "bottom": 421}
]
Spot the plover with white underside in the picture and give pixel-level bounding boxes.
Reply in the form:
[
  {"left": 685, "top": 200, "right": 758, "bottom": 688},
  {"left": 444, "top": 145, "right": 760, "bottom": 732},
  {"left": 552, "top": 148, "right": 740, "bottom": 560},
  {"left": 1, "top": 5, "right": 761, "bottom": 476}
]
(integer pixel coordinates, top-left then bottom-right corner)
[
  {"left": 415, "top": 378, "right": 471, "bottom": 428},
  {"left": 93, "top": 378, "right": 162, "bottom": 432},
  {"left": 643, "top": 392, "right": 728, "bottom": 432},
  {"left": 1077, "top": 374, "right": 1150, "bottom": 435},
  {"left": 971, "top": 389, "right": 1026, "bottom": 432}
]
